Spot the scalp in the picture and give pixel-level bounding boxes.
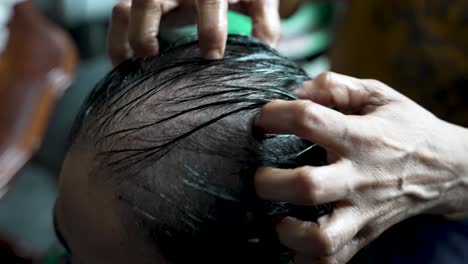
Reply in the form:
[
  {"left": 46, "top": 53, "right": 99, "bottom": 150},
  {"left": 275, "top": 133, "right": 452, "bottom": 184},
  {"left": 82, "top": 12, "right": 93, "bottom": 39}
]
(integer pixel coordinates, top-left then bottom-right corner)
[{"left": 69, "top": 35, "right": 327, "bottom": 264}]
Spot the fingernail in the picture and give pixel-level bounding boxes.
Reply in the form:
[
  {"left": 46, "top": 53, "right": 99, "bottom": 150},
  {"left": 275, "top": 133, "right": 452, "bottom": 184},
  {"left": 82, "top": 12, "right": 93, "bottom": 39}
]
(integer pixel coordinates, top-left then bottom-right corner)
[{"left": 204, "top": 49, "right": 222, "bottom": 60}]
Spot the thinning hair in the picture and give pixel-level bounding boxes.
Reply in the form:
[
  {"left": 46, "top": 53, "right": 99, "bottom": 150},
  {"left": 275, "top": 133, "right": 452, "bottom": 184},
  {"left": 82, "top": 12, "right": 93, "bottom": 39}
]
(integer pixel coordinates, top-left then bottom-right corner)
[{"left": 70, "top": 35, "right": 331, "bottom": 264}]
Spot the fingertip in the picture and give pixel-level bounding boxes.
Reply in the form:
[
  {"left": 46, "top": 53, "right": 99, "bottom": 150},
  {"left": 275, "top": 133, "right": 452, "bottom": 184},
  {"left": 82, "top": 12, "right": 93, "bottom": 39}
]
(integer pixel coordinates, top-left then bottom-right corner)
[
  {"left": 252, "top": 22, "right": 281, "bottom": 48},
  {"left": 108, "top": 0, "right": 133, "bottom": 66},
  {"left": 108, "top": 42, "right": 134, "bottom": 66},
  {"left": 255, "top": 165, "right": 271, "bottom": 175},
  {"left": 276, "top": 216, "right": 304, "bottom": 238},
  {"left": 252, "top": 117, "right": 266, "bottom": 141},
  {"left": 253, "top": 166, "right": 277, "bottom": 199},
  {"left": 297, "top": 78, "right": 315, "bottom": 90},
  {"left": 277, "top": 216, "right": 301, "bottom": 227},
  {"left": 252, "top": 26, "right": 281, "bottom": 48},
  {"left": 199, "top": 35, "right": 226, "bottom": 60},
  {"left": 294, "top": 77, "right": 345, "bottom": 109},
  {"left": 252, "top": 108, "right": 270, "bottom": 139},
  {"left": 275, "top": 216, "right": 319, "bottom": 251},
  {"left": 203, "top": 49, "right": 223, "bottom": 60},
  {"left": 198, "top": 25, "right": 226, "bottom": 59},
  {"left": 292, "top": 86, "right": 308, "bottom": 99},
  {"left": 250, "top": 0, "right": 281, "bottom": 47},
  {"left": 196, "top": 0, "right": 228, "bottom": 60},
  {"left": 252, "top": 100, "right": 283, "bottom": 137},
  {"left": 254, "top": 166, "right": 267, "bottom": 180}
]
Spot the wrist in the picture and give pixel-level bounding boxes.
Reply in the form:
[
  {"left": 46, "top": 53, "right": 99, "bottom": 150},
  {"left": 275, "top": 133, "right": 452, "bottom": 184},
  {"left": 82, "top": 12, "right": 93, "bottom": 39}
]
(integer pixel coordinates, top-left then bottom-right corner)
[{"left": 430, "top": 120, "right": 468, "bottom": 218}]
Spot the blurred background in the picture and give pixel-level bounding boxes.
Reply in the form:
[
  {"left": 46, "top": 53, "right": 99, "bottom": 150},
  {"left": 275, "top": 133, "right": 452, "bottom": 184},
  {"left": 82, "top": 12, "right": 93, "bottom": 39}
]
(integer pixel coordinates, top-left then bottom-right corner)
[{"left": 0, "top": 0, "right": 340, "bottom": 260}]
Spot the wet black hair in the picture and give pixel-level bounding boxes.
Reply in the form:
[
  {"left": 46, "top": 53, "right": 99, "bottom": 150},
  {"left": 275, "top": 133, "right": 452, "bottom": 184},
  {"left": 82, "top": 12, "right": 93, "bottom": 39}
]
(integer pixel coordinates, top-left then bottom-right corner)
[{"left": 69, "top": 35, "right": 331, "bottom": 264}]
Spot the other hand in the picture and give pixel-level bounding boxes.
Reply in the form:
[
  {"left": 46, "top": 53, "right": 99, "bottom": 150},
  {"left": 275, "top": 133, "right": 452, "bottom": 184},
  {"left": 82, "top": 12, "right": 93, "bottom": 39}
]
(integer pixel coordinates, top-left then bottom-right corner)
[
  {"left": 254, "top": 72, "right": 468, "bottom": 263},
  {"left": 107, "top": 0, "right": 281, "bottom": 65}
]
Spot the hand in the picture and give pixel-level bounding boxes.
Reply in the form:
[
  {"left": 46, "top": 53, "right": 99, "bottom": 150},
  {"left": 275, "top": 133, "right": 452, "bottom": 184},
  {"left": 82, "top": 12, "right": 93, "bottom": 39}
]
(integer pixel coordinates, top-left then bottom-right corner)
[
  {"left": 254, "top": 72, "right": 468, "bottom": 263},
  {"left": 107, "top": 0, "right": 281, "bottom": 66}
]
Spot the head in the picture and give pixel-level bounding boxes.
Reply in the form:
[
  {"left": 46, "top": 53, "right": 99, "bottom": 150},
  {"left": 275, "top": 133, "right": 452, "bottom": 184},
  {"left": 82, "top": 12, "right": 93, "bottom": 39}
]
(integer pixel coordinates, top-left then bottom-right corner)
[{"left": 55, "top": 35, "right": 330, "bottom": 264}]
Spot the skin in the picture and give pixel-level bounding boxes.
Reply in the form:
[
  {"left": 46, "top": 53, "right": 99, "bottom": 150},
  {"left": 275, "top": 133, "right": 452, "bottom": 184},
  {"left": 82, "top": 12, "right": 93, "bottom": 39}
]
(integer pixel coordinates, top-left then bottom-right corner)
[
  {"left": 106, "top": 1, "right": 468, "bottom": 263},
  {"left": 59, "top": 74, "right": 468, "bottom": 264},
  {"left": 254, "top": 72, "right": 468, "bottom": 264},
  {"left": 55, "top": 149, "right": 166, "bottom": 264},
  {"left": 107, "top": 0, "right": 282, "bottom": 65}
]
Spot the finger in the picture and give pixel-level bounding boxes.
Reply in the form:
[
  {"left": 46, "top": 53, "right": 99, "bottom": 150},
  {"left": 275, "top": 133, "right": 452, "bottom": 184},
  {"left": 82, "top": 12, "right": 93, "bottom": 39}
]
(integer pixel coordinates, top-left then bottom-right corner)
[
  {"left": 108, "top": 0, "right": 133, "bottom": 66},
  {"left": 255, "top": 161, "right": 356, "bottom": 205},
  {"left": 248, "top": 0, "right": 281, "bottom": 47},
  {"left": 254, "top": 100, "right": 350, "bottom": 151},
  {"left": 293, "top": 204, "right": 398, "bottom": 264},
  {"left": 196, "top": 0, "right": 228, "bottom": 60},
  {"left": 294, "top": 72, "right": 400, "bottom": 114},
  {"left": 293, "top": 239, "right": 360, "bottom": 264},
  {"left": 277, "top": 205, "right": 364, "bottom": 258},
  {"left": 129, "top": 0, "right": 162, "bottom": 57},
  {"left": 294, "top": 223, "right": 389, "bottom": 264}
]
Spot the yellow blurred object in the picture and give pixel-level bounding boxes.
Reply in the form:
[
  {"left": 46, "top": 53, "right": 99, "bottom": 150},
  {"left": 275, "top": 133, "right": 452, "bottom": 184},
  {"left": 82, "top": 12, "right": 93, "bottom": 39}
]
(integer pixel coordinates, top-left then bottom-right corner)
[
  {"left": 0, "top": 1, "right": 77, "bottom": 195},
  {"left": 331, "top": 0, "right": 468, "bottom": 126}
]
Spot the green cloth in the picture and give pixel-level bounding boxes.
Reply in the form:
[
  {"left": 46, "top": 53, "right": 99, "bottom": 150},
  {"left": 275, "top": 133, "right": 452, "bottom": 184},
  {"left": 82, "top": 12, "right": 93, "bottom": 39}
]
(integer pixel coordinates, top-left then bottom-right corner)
[
  {"left": 159, "top": 10, "right": 252, "bottom": 43},
  {"left": 43, "top": 246, "right": 67, "bottom": 264},
  {"left": 160, "top": 4, "right": 331, "bottom": 39},
  {"left": 43, "top": 253, "right": 65, "bottom": 264}
]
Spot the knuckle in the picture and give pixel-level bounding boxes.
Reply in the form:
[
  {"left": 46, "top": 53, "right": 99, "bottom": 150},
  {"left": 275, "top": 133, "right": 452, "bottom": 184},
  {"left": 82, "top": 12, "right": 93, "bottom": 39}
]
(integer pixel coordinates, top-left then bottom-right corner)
[
  {"left": 197, "top": 22, "right": 226, "bottom": 45},
  {"left": 112, "top": 3, "right": 130, "bottom": 23},
  {"left": 361, "top": 78, "right": 394, "bottom": 98},
  {"left": 362, "top": 78, "right": 383, "bottom": 87},
  {"left": 293, "top": 101, "right": 324, "bottom": 132},
  {"left": 363, "top": 79, "right": 403, "bottom": 102},
  {"left": 198, "top": 0, "right": 224, "bottom": 6},
  {"left": 253, "top": 15, "right": 282, "bottom": 43},
  {"left": 129, "top": 36, "right": 145, "bottom": 49},
  {"left": 317, "top": 230, "right": 338, "bottom": 256},
  {"left": 198, "top": 24, "right": 225, "bottom": 37},
  {"left": 295, "top": 166, "right": 320, "bottom": 203},
  {"left": 315, "top": 72, "right": 336, "bottom": 89},
  {"left": 129, "top": 35, "right": 158, "bottom": 55},
  {"left": 132, "top": 0, "right": 161, "bottom": 10},
  {"left": 318, "top": 257, "right": 340, "bottom": 264},
  {"left": 362, "top": 79, "right": 384, "bottom": 94}
]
